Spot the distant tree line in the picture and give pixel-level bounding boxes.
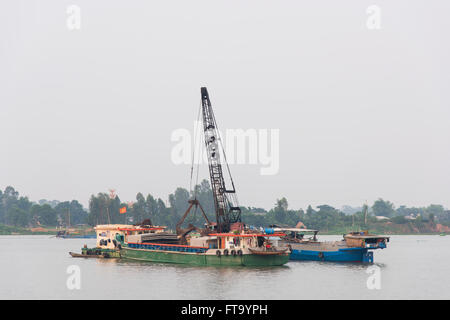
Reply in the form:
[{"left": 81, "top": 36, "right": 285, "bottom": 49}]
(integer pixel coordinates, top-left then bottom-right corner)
[
  {"left": 87, "top": 180, "right": 216, "bottom": 229},
  {"left": 0, "top": 186, "right": 87, "bottom": 227},
  {"left": 241, "top": 198, "right": 450, "bottom": 231},
  {"left": 1, "top": 184, "right": 449, "bottom": 231}
]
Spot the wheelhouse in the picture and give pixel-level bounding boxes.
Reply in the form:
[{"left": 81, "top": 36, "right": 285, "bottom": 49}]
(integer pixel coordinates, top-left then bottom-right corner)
[
  {"left": 209, "top": 233, "right": 286, "bottom": 250},
  {"left": 94, "top": 224, "right": 166, "bottom": 250}
]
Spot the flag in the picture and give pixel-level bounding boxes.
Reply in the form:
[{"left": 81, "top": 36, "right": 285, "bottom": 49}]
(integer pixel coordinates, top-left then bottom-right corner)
[{"left": 119, "top": 207, "right": 127, "bottom": 214}]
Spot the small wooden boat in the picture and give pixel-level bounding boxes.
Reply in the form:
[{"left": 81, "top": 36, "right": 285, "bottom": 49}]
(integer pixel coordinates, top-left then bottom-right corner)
[
  {"left": 57, "top": 230, "right": 96, "bottom": 239},
  {"left": 69, "top": 252, "right": 105, "bottom": 258}
]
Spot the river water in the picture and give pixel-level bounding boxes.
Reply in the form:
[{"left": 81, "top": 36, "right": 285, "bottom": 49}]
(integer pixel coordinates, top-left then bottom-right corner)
[{"left": 0, "top": 235, "right": 448, "bottom": 299}]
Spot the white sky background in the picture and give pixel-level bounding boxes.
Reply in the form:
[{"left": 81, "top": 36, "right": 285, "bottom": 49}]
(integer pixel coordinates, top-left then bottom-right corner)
[{"left": 0, "top": 0, "right": 449, "bottom": 210}]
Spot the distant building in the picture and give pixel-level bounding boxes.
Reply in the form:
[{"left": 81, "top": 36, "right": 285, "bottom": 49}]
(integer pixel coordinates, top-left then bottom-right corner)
[
  {"left": 375, "top": 216, "right": 390, "bottom": 221},
  {"left": 405, "top": 214, "right": 418, "bottom": 220}
]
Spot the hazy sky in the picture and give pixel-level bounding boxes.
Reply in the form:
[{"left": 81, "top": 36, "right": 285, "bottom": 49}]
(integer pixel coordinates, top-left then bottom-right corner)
[{"left": 1, "top": 0, "right": 449, "bottom": 210}]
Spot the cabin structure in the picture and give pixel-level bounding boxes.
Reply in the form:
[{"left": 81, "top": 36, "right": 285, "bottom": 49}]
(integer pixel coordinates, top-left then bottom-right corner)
[{"left": 94, "top": 224, "right": 165, "bottom": 250}]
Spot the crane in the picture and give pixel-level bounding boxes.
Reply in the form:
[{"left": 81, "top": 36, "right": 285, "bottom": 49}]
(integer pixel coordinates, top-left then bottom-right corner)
[{"left": 200, "top": 87, "right": 241, "bottom": 232}]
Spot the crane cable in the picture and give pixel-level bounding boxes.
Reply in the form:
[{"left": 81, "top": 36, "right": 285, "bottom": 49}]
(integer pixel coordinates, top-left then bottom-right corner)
[
  {"left": 192, "top": 111, "right": 205, "bottom": 220},
  {"left": 189, "top": 99, "right": 202, "bottom": 199},
  {"left": 189, "top": 99, "right": 204, "bottom": 221},
  {"left": 209, "top": 103, "right": 240, "bottom": 207}
]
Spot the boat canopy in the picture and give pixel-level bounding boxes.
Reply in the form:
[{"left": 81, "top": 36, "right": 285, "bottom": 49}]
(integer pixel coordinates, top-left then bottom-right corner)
[
  {"left": 117, "top": 227, "right": 165, "bottom": 232},
  {"left": 344, "top": 231, "right": 389, "bottom": 241},
  {"left": 273, "top": 228, "right": 318, "bottom": 233},
  {"left": 209, "top": 233, "right": 286, "bottom": 238},
  {"left": 345, "top": 234, "right": 390, "bottom": 240},
  {"left": 94, "top": 224, "right": 166, "bottom": 232}
]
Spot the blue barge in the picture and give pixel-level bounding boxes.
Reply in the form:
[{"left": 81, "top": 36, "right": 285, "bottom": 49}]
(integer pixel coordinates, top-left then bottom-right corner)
[{"left": 271, "top": 228, "right": 389, "bottom": 263}]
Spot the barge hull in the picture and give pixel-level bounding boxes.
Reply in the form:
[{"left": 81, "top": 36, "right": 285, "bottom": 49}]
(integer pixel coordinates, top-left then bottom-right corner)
[
  {"left": 122, "top": 247, "right": 288, "bottom": 266},
  {"left": 290, "top": 248, "right": 373, "bottom": 263}
]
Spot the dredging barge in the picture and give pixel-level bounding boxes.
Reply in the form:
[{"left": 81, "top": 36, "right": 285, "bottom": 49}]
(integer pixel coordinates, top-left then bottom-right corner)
[
  {"left": 70, "top": 87, "right": 290, "bottom": 266},
  {"left": 70, "top": 223, "right": 289, "bottom": 266}
]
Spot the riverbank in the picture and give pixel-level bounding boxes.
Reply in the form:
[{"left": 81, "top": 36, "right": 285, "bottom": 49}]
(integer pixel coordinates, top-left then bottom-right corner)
[
  {"left": 0, "top": 224, "right": 51, "bottom": 235},
  {"left": 0, "top": 224, "right": 446, "bottom": 236},
  {"left": 0, "top": 224, "right": 94, "bottom": 235},
  {"left": 315, "top": 220, "right": 450, "bottom": 235}
]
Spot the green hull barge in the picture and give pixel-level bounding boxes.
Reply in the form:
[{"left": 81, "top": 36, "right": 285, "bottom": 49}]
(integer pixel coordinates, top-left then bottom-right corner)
[
  {"left": 71, "top": 224, "right": 290, "bottom": 267},
  {"left": 121, "top": 230, "right": 289, "bottom": 267},
  {"left": 70, "top": 89, "right": 290, "bottom": 267},
  {"left": 121, "top": 246, "right": 289, "bottom": 266}
]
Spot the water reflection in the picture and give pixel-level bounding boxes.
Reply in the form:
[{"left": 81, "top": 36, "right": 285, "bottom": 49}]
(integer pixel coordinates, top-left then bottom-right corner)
[{"left": 1, "top": 235, "right": 449, "bottom": 299}]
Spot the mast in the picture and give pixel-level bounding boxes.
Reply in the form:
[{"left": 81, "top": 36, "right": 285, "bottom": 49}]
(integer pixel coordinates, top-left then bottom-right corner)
[
  {"left": 200, "top": 87, "right": 241, "bottom": 233},
  {"left": 363, "top": 203, "right": 368, "bottom": 226}
]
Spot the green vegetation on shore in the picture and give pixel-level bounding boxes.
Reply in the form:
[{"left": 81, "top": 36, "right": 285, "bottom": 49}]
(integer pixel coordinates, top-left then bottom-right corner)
[
  {"left": 0, "top": 224, "right": 56, "bottom": 235},
  {"left": 1, "top": 183, "right": 449, "bottom": 235}
]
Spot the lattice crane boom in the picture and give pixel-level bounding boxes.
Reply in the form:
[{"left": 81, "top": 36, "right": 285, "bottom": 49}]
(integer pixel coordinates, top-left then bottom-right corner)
[{"left": 200, "top": 87, "right": 241, "bottom": 232}]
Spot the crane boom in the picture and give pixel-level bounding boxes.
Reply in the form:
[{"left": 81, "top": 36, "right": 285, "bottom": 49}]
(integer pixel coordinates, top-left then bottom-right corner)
[{"left": 200, "top": 87, "right": 241, "bottom": 233}]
